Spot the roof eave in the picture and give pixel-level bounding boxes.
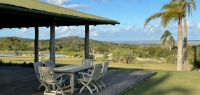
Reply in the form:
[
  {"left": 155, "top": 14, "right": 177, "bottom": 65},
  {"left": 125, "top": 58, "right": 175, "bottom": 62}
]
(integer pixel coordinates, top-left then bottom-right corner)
[{"left": 0, "top": 4, "right": 120, "bottom": 25}]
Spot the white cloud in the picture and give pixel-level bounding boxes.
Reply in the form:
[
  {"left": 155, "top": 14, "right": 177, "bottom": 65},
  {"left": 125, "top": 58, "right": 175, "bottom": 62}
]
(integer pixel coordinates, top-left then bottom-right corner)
[
  {"left": 144, "top": 23, "right": 162, "bottom": 33},
  {"left": 62, "top": 4, "right": 91, "bottom": 9},
  {"left": 55, "top": 27, "right": 61, "bottom": 30},
  {"left": 90, "top": 32, "right": 98, "bottom": 36},
  {"left": 197, "top": 23, "right": 200, "bottom": 29},
  {"left": 21, "top": 28, "right": 28, "bottom": 32},
  {"left": 47, "top": 0, "right": 70, "bottom": 5},
  {"left": 187, "top": 20, "right": 195, "bottom": 28},
  {"left": 125, "top": 26, "right": 134, "bottom": 30}
]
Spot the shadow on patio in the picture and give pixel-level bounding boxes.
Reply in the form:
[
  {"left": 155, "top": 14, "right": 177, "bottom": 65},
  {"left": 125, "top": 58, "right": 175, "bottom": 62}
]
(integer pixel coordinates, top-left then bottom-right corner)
[{"left": 0, "top": 65, "right": 156, "bottom": 95}]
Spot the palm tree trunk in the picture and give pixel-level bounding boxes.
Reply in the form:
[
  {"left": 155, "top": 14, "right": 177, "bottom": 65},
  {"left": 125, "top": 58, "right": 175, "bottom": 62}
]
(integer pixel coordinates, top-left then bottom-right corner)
[
  {"left": 183, "top": 17, "right": 189, "bottom": 71},
  {"left": 169, "top": 36, "right": 171, "bottom": 51},
  {"left": 177, "top": 18, "right": 183, "bottom": 70}
]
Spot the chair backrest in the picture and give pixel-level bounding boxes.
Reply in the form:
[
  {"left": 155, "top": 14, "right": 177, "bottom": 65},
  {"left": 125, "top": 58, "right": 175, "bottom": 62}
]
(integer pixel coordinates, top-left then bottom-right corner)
[
  {"left": 44, "top": 60, "right": 53, "bottom": 67},
  {"left": 33, "top": 62, "right": 43, "bottom": 74},
  {"left": 101, "top": 62, "right": 109, "bottom": 77},
  {"left": 38, "top": 67, "right": 56, "bottom": 83},
  {"left": 82, "top": 59, "right": 93, "bottom": 65},
  {"left": 90, "top": 63, "right": 102, "bottom": 81}
]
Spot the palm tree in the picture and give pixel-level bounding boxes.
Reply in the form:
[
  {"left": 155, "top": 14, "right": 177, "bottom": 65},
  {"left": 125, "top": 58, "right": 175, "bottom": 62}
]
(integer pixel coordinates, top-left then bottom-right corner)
[
  {"left": 161, "top": 30, "right": 176, "bottom": 51},
  {"left": 170, "top": 0, "right": 196, "bottom": 71},
  {"left": 144, "top": 2, "right": 185, "bottom": 70}
]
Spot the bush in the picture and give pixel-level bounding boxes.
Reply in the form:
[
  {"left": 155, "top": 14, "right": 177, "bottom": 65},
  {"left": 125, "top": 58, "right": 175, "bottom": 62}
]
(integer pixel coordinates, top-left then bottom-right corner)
[
  {"left": 112, "top": 49, "right": 136, "bottom": 64},
  {"left": 72, "top": 54, "right": 78, "bottom": 57},
  {"left": 21, "top": 62, "right": 27, "bottom": 67},
  {"left": 166, "top": 54, "right": 177, "bottom": 64},
  {"left": 0, "top": 59, "right": 3, "bottom": 65},
  {"left": 101, "top": 52, "right": 109, "bottom": 62},
  {"left": 28, "top": 62, "right": 34, "bottom": 67}
]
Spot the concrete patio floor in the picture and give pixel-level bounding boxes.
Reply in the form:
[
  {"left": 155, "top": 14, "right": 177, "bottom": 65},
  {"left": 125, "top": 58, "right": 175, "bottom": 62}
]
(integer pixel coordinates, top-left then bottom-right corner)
[{"left": 0, "top": 66, "right": 156, "bottom": 95}]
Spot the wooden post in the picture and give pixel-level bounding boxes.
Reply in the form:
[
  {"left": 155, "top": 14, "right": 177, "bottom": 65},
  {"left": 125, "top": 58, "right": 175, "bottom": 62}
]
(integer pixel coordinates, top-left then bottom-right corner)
[
  {"left": 85, "top": 24, "right": 89, "bottom": 59},
  {"left": 50, "top": 20, "right": 55, "bottom": 67},
  {"left": 34, "top": 26, "right": 39, "bottom": 62}
]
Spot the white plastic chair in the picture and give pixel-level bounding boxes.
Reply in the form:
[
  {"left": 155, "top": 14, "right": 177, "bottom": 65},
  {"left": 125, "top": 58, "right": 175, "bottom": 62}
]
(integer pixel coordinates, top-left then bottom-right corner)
[
  {"left": 33, "top": 62, "right": 48, "bottom": 91},
  {"left": 44, "top": 60, "right": 53, "bottom": 67},
  {"left": 82, "top": 59, "right": 93, "bottom": 66},
  {"left": 38, "top": 67, "right": 65, "bottom": 95},
  {"left": 94, "top": 62, "right": 109, "bottom": 90},
  {"left": 78, "top": 63, "right": 102, "bottom": 94}
]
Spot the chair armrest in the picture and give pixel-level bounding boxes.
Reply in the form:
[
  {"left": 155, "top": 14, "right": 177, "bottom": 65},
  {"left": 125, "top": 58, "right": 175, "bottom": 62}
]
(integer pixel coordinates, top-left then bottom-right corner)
[
  {"left": 87, "top": 69, "right": 93, "bottom": 74},
  {"left": 87, "top": 70, "right": 93, "bottom": 72},
  {"left": 56, "top": 73, "right": 65, "bottom": 79},
  {"left": 78, "top": 72, "right": 92, "bottom": 76}
]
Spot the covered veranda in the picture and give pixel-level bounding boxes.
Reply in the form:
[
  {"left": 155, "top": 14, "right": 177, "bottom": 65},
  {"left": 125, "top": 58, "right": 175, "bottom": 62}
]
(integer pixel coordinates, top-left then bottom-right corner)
[{"left": 0, "top": 0, "right": 119, "bottom": 66}]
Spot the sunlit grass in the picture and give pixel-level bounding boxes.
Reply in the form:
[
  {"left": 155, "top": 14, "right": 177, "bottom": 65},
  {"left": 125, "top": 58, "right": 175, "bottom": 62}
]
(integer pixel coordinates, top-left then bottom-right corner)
[{"left": 122, "top": 70, "right": 200, "bottom": 95}]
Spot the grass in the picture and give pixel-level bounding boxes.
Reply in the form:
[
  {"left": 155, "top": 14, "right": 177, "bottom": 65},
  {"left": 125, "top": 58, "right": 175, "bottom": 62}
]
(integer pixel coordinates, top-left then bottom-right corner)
[
  {"left": 0, "top": 55, "right": 199, "bottom": 95},
  {"left": 122, "top": 70, "right": 200, "bottom": 95}
]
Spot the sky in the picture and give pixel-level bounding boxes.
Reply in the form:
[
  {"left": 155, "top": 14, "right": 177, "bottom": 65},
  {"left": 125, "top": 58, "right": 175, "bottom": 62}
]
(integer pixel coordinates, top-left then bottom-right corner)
[{"left": 1, "top": 0, "right": 200, "bottom": 41}]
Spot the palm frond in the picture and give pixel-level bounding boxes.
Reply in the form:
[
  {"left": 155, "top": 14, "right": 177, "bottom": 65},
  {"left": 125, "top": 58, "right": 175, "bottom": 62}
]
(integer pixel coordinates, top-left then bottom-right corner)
[
  {"left": 144, "top": 12, "right": 165, "bottom": 28},
  {"left": 160, "top": 30, "right": 171, "bottom": 40},
  {"left": 161, "top": 8, "right": 185, "bottom": 28},
  {"left": 161, "top": 2, "right": 180, "bottom": 10},
  {"left": 162, "top": 37, "right": 167, "bottom": 46}
]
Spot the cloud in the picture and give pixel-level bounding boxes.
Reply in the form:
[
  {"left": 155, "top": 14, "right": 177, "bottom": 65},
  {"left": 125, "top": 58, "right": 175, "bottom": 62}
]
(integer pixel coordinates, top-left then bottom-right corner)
[
  {"left": 125, "top": 25, "right": 134, "bottom": 30},
  {"left": 47, "top": 0, "right": 70, "bottom": 5},
  {"left": 144, "top": 23, "right": 162, "bottom": 33},
  {"left": 21, "top": 28, "right": 28, "bottom": 32},
  {"left": 62, "top": 4, "right": 91, "bottom": 9},
  {"left": 55, "top": 27, "right": 61, "bottom": 30},
  {"left": 197, "top": 23, "right": 200, "bottom": 29},
  {"left": 187, "top": 20, "right": 195, "bottom": 28},
  {"left": 90, "top": 32, "right": 98, "bottom": 36}
]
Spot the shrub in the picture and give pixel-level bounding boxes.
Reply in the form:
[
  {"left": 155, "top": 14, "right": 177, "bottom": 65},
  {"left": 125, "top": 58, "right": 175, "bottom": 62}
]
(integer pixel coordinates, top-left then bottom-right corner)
[
  {"left": 21, "top": 62, "right": 27, "bottom": 67},
  {"left": 101, "top": 52, "right": 109, "bottom": 62},
  {"left": 112, "top": 49, "right": 136, "bottom": 64},
  {"left": 66, "top": 54, "right": 71, "bottom": 57},
  {"left": 72, "top": 54, "right": 78, "bottom": 57},
  {"left": 166, "top": 54, "right": 177, "bottom": 64},
  {"left": 8, "top": 61, "right": 12, "bottom": 66},
  {"left": 28, "top": 62, "right": 34, "bottom": 67},
  {"left": 0, "top": 59, "right": 3, "bottom": 65}
]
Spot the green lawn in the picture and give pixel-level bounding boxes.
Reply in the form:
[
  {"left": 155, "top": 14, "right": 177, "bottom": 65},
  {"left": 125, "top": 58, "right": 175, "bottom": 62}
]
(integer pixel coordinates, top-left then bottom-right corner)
[
  {"left": 0, "top": 55, "right": 199, "bottom": 95},
  {"left": 122, "top": 70, "right": 200, "bottom": 95}
]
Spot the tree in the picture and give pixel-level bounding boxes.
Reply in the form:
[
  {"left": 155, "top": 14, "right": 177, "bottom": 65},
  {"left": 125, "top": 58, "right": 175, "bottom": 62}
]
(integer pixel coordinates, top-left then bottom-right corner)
[
  {"left": 144, "top": 2, "right": 185, "bottom": 70},
  {"left": 160, "top": 30, "right": 176, "bottom": 51},
  {"left": 170, "top": 0, "right": 196, "bottom": 71},
  {"left": 3, "top": 37, "right": 23, "bottom": 55}
]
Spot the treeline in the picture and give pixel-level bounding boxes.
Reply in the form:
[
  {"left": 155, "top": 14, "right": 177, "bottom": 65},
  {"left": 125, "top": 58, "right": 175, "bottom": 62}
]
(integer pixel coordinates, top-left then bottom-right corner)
[{"left": 1, "top": 36, "right": 200, "bottom": 67}]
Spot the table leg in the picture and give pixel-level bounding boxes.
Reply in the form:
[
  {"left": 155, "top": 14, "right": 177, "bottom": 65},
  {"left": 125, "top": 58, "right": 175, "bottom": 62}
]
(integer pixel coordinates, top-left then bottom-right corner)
[
  {"left": 53, "top": 84, "right": 55, "bottom": 91},
  {"left": 70, "top": 73, "right": 74, "bottom": 94}
]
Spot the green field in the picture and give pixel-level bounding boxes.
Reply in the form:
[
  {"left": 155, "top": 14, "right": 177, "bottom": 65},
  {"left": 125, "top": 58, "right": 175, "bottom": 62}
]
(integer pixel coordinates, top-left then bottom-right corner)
[{"left": 0, "top": 55, "right": 199, "bottom": 95}]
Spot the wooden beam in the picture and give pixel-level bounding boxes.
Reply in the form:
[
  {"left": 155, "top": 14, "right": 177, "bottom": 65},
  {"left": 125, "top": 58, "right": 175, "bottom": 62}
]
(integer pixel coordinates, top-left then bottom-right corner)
[
  {"left": 50, "top": 19, "right": 55, "bottom": 67},
  {"left": 85, "top": 24, "right": 89, "bottom": 59},
  {"left": 34, "top": 26, "right": 39, "bottom": 62}
]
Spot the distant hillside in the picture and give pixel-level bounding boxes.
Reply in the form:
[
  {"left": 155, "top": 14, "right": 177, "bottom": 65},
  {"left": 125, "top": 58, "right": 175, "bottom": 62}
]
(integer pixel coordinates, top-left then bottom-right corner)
[{"left": 0, "top": 36, "right": 104, "bottom": 45}]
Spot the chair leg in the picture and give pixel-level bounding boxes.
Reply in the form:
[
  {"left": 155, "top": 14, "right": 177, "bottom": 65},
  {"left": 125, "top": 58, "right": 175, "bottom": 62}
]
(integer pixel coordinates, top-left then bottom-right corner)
[
  {"left": 56, "top": 84, "right": 65, "bottom": 95},
  {"left": 38, "top": 84, "right": 43, "bottom": 91},
  {"left": 80, "top": 81, "right": 93, "bottom": 94},
  {"left": 91, "top": 82, "right": 99, "bottom": 92},
  {"left": 85, "top": 85, "right": 93, "bottom": 94},
  {"left": 100, "top": 81, "right": 106, "bottom": 88},
  {"left": 96, "top": 82, "right": 102, "bottom": 90}
]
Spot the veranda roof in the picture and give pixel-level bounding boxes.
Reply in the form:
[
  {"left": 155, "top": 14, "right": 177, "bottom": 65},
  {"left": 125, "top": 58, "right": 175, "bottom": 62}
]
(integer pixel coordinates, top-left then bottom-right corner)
[{"left": 0, "top": 0, "right": 120, "bottom": 28}]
